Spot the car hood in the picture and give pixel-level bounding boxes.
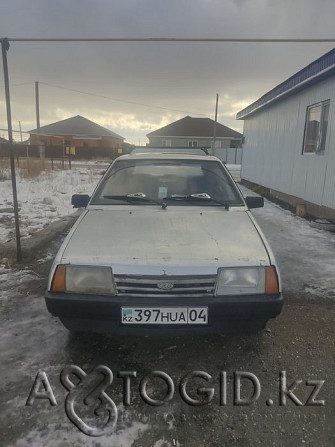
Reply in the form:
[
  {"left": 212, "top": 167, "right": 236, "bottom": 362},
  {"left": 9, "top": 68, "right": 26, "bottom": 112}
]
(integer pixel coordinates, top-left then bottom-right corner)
[{"left": 60, "top": 207, "right": 270, "bottom": 274}]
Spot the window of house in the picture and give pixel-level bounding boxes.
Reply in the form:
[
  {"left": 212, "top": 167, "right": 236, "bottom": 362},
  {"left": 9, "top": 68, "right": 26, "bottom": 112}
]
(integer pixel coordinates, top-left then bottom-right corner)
[
  {"left": 188, "top": 140, "right": 198, "bottom": 147},
  {"left": 302, "top": 100, "right": 330, "bottom": 154},
  {"left": 211, "top": 140, "right": 222, "bottom": 149},
  {"left": 162, "top": 139, "right": 171, "bottom": 147}
]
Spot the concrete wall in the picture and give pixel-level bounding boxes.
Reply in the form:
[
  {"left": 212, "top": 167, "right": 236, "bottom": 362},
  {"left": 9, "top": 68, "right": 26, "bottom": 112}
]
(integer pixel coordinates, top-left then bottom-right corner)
[{"left": 241, "top": 76, "right": 335, "bottom": 210}]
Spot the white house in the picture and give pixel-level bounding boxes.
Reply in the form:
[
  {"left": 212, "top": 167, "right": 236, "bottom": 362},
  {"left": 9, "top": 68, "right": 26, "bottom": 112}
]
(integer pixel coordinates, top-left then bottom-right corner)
[{"left": 237, "top": 48, "right": 335, "bottom": 220}]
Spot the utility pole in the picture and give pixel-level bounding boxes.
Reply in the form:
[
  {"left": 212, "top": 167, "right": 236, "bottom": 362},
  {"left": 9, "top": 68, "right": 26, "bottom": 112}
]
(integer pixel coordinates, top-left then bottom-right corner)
[
  {"left": 212, "top": 93, "right": 219, "bottom": 156},
  {"left": 35, "top": 81, "right": 45, "bottom": 169},
  {"left": 18, "top": 121, "right": 23, "bottom": 142},
  {"left": 1, "top": 37, "right": 22, "bottom": 261},
  {"left": 35, "top": 81, "right": 40, "bottom": 130}
]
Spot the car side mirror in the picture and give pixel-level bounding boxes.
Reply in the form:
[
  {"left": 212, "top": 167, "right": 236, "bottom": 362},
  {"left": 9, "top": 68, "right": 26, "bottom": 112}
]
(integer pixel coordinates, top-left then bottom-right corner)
[
  {"left": 71, "top": 194, "right": 90, "bottom": 208},
  {"left": 245, "top": 196, "right": 264, "bottom": 209}
]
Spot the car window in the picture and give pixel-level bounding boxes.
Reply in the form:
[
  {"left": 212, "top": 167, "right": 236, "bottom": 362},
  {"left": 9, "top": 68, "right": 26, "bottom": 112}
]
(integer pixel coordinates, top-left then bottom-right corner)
[{"left": 91, "top": 159, "right": 244, "bottom": 206}]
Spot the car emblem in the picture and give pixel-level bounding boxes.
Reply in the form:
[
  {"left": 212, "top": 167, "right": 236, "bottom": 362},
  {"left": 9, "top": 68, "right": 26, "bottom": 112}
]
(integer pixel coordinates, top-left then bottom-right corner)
[{"left": 157, "top": 282, "right": 174, "bottom": 290}]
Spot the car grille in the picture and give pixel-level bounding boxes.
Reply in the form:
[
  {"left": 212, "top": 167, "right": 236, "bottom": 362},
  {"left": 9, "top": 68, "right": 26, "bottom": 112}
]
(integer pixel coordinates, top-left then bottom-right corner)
[{"left": 114, "top": 275, "right": 216, "bottom": 297}]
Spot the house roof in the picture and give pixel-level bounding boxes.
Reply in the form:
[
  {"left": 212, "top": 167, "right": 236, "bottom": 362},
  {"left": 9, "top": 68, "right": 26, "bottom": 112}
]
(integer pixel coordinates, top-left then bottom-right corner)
[
  {"left": 29, "top": 115, "right": 124, "bottom": 140},
  {"left": 237, "top": 48, "right": 335, "bottom": 120},
  {"left": 147, "top": 116, "right": 242, "bottom": 139}
]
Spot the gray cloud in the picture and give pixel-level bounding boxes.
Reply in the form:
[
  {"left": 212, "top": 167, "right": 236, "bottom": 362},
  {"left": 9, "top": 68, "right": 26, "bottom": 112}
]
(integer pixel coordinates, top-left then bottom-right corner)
[{"left": 0, "top": 0, "right": 334, "bottom": 142}]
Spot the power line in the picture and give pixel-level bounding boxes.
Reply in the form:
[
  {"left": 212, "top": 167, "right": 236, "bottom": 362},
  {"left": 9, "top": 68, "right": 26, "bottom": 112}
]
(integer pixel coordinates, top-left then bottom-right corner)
[
  {"left": 6, "top": 37, "right": 335, "bottom": 42},
  {"left": 38, "top": 81, "right": 210, "bottom": 117},
  {"left": 0, "top": 81, "right": 34, "bottom": 89},
  {"left": 0, "top": 78, "right": 210, "bottom": 117},
  {"left": 11, "top": 81, "right": 34, "bottom": 87},
  {"left": 0, "top": 79, "right": 210, "bottom": 119},
  {"left": 0, "top": 81, "right": 34, "bottom": 87},
  {"left": 0, "top": 127, "right": 29, "bottom": 134}
]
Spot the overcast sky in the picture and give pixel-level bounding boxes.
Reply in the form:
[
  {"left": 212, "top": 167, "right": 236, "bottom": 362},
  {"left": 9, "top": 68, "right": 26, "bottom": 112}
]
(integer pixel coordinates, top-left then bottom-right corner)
[{"left": 0, "top": 0, "right": 334, "bottom": 144}]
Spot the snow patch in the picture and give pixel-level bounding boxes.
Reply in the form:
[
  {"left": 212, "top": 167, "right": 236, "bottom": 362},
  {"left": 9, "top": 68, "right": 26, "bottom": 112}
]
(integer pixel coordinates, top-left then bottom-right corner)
[
  {"left": 14, "top": 418, "right": 149, "bottom": 447},
  {"left": 0, "top": 165, "right": 102, "bottom": 244}
]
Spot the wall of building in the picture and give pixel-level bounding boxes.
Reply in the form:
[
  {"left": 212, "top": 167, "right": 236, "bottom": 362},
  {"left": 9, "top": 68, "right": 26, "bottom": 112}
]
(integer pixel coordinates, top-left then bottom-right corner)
[
  {"left": 29, "top": 134, "right": 122, "bottom": 149},
  {"left": 241, "top": 76, "right": 335, "bottom": 209},
  {"left": 147, "top": 136, "right": 237, "bottom": 148},
  {"left": 101, "top": 136, "right": 123, "bottom": 148}
]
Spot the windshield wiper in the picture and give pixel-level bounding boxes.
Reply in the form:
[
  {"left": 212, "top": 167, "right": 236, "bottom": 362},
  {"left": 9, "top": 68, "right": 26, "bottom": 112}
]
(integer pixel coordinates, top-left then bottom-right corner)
[
  {"left": 103, "top": 193, "right": 167, "bottom": 209},
  {"left": 163, "top": 193, "right": 230, "bottom": 210}
]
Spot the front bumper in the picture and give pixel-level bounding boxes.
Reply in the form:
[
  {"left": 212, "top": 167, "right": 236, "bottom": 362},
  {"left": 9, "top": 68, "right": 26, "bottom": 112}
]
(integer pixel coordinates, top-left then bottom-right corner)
[{"left": 45, "top": 291, "right": 283, "bottom": 334}]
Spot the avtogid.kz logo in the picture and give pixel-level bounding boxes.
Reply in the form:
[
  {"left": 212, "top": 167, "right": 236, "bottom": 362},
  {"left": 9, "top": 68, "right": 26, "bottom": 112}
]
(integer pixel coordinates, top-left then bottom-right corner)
[{"left": 26, "top": 366, "right": 325, "bottom": 437}]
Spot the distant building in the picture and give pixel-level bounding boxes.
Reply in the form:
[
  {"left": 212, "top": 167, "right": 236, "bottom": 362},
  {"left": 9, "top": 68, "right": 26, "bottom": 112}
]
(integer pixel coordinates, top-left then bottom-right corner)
[
  {"left": 29, "top": 115, "right": 124, "bottom": 158},
  {"left": 146, "top": 116, "right": 242, "bottom": 149},
  {"left": 237, "top": 48, "right": 335, "bottom": 219}
]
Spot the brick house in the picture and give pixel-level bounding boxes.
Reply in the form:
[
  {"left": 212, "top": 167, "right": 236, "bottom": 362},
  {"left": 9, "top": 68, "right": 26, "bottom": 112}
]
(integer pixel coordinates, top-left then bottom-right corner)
[{"left": 29, "top": 115, "right": 124, "bottom": 158}]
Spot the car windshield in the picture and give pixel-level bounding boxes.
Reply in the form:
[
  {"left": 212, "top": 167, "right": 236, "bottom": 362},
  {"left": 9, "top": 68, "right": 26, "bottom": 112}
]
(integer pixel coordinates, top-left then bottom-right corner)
[{"left": 91, "top": 158, "right": 244, "bottom": 206}]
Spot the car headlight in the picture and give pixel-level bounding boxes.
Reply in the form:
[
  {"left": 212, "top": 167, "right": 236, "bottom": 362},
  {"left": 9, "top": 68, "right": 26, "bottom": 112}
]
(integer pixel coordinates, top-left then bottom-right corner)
[
  {"left": 215, "top": 266, "right": 279, "bottom": 295},
  {"left": 51, "top": 265, "right": 116, "bottom": 295}
]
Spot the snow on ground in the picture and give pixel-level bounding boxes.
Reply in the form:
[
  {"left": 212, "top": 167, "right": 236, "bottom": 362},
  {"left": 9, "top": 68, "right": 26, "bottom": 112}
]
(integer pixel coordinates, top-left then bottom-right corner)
[
  {"left": 0, "top": 264, "right": 39, "bottom": 304},
  {"left": 14, "top": 419, "right": 149, "bottom": 447},
  {"left": 0, "top": 161, "right": 108, "bottom": 244},
  {"left": 239, "top": 184, "right": 335, "bottom": 297}
]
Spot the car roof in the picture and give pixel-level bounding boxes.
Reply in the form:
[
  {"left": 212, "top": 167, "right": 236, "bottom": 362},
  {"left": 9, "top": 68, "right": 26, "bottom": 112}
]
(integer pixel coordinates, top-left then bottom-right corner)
[
  {"left": 130, "top": 146, "right": 210, "bottom": 156},
  {"left": 117, "top": 153, "right": 221, "bottom": 162}
]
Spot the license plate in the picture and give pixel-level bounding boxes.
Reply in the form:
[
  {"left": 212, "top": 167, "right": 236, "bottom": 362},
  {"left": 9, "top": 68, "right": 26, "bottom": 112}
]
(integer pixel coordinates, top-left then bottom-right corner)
[{"left": 121, "top": 307, "right": 208, "bottom": 325}]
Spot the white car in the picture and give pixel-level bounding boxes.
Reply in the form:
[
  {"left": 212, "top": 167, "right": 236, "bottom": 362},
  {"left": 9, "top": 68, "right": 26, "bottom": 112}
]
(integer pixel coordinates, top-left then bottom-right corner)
[{"left": 45, "top": 152, "right": 283, "bottom": 334}]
